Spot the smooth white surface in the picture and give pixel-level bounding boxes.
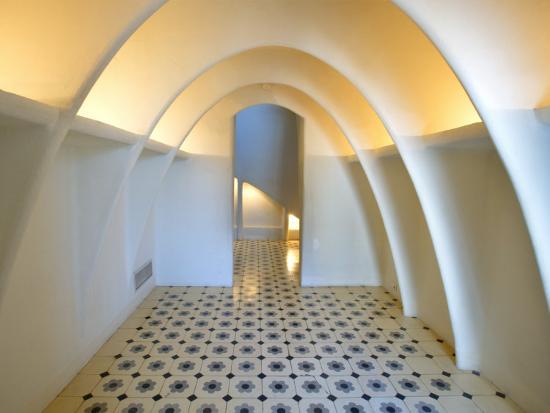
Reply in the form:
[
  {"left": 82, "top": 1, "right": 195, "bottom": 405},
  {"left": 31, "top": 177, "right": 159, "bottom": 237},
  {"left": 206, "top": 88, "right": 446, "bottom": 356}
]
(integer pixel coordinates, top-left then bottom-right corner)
[
  {"left": 155, "top": 86, "right": 381, "bottom": 287},
  {"left": 154, "top": 155, "right": 234, "bottom": 286},
  {"left": 396, "top": 0, "right": 550, "bottom": 319},
  {"left": 241, "top": 182, "right": 285, "bottom": 237},
  {"left": 0, "top": 3, "right": 548, "bottom": 410},
  {"left": 368, "top": 151, "right": 451, "bottom": 344},
  {"left": 235, "top": 104, "right": 300, "bottom": 216},
  {"left": 0, "top": 138, "right": 155, "bottom": 413}
]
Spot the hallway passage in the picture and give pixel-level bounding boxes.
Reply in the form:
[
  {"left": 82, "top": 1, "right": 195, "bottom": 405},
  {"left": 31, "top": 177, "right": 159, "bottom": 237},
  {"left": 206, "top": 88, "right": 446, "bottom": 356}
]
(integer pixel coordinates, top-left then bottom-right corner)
[{"left": 46, "top": 241, "right": 518, "bottom": 413}]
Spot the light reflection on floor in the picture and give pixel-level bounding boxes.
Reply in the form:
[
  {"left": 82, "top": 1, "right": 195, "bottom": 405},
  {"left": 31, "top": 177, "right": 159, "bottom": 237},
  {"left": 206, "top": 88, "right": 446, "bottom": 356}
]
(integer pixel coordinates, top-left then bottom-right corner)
[{"left": 44, "top": 241, "right": 519, "bottom": 413}]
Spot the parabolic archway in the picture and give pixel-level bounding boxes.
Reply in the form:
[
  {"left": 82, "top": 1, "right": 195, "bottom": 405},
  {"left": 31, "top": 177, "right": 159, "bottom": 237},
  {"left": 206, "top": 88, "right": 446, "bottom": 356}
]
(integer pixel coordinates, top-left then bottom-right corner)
[{"left": 0, "top": 2, "right": 549, "bottom": 413}]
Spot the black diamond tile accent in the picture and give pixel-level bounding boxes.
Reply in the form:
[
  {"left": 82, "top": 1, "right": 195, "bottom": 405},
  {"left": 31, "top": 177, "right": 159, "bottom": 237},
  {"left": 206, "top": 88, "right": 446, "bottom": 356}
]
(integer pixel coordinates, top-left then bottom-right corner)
[
  {"left": 463, "top": 392, "right": 473, "bottom": 399},
  {"left": 429, "top": 393, "right": 440, "bottom": 400},
  {"left": 99, "top": 371, "right": 109, "bottom": 378},
  {"left": 131, "top": 372, "right": 141, "bottom": 378},
  {"left": 223, "top": 394, "right": 233, "bottom": 402},
  {"left": 82, "top": 393, "right": 93, "bottom": 401},
  {"left": 163, "top": 373, "right": 172, "bottom": 378},
  {"left": 327, "top": 395, "right": 337, "bottom": 401},
  {"left": 117, "top": 394, "right": 127, "bottom": 401},
  {"left": 396, "top": 393, "right": 405, "bottom": 400},
  {"left": 293, "top": 395, "right": 302, "bottom": 402},
  {"left": 258, "top": 395, "right": 267, "bottom": 402}
]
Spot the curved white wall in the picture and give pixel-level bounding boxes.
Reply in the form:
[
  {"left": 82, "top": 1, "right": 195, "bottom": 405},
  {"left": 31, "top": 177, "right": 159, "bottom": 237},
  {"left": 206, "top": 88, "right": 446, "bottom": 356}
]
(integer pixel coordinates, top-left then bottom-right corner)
[
  {"left": 155, "top": 85, "right": 384, "bottom": 287},
  {"left": 0, "top": 2, "right": 549, "bottom": 412}
]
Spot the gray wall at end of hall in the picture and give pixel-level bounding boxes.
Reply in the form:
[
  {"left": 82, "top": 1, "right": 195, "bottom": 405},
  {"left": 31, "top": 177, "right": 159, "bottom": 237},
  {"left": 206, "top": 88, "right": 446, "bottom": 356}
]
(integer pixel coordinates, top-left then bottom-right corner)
[{"left": 234, "top": 104, "right": 300, "bottom": 216}]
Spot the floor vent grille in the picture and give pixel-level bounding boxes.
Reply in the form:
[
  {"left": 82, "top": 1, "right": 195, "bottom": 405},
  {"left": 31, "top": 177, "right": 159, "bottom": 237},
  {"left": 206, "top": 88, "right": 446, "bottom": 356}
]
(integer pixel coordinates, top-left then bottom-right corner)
[{"left": 134, "top": 261, "right": 153, "bottom": 290}]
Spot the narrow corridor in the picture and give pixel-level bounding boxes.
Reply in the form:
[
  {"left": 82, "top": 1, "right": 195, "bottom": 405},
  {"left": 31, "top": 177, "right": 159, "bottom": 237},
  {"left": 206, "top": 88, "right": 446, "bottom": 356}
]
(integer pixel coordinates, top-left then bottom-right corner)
[{"left": 46, "top": 242, "right": 517, "bottom": 413}]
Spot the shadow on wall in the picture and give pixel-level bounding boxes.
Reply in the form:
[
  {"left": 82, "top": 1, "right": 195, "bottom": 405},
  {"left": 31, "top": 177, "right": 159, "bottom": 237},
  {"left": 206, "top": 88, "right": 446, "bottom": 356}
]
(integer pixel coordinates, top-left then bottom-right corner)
[{"left": 233, "top": 104, "right": 301, "bottom": 241}]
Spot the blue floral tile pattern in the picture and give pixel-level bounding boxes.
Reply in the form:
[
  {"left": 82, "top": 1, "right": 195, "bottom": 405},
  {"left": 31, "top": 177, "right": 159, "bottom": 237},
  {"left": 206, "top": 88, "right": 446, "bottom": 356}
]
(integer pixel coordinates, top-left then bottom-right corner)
[{"left": 49, "top": 241, "right": 515, "bottom": 413}]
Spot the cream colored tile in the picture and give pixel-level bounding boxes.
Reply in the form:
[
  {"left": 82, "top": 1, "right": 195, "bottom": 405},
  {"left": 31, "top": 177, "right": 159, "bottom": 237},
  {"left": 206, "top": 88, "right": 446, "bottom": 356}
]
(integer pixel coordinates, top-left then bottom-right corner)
[
  {"left": 120, "top": 317, "right": 146, "bottom": 329},
  {"left": 407, "top": 328, "right": 438, "bottom": 341},
  {"left": 96, "top": 340, "right": 128, "bottom": 356},
  {"left": 131, "top": 308, "right": 153, "bottom": 318},
  {"left": 43, "top": 397, "right": 83, "bottom": 413},
  {"left": 61, "top": 374, "right": 101, "bottom": 397},
  {"left": 418, "top": 340, "right": 453, "bottom": 356},
  {"left": 405, "top": 356, "right": 442, "bottom": 374},
  {"left": 473, "top": 396, "right": 523, "bottom": 413},
  {"left": 434, "top": 356, "right": 465, "bottom": 374},
  {"left": 452, "top": 374, "right": 497, "bottom": 395},
  {"left": 80, "top": 357, "right": 115, "bottom": 375},
  {"left": 439, "top": 396, "right": 482, "bottom": 413},
  {"left": 110, "top": 328, "right": 137, "bottom": 342}
]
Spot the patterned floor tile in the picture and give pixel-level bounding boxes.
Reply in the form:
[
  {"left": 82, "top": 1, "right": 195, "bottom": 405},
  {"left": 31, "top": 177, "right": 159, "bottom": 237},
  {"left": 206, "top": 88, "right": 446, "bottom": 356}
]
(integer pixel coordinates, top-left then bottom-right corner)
[{"left": 47, "top": 241, "right": 518, "bottom": 413}]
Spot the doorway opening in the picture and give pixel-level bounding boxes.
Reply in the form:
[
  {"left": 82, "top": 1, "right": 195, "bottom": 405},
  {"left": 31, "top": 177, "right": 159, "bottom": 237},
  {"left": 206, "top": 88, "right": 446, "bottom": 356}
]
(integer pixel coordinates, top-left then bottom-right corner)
[{"left": 232, "top": 104, "right": 303, "bottom": 282}]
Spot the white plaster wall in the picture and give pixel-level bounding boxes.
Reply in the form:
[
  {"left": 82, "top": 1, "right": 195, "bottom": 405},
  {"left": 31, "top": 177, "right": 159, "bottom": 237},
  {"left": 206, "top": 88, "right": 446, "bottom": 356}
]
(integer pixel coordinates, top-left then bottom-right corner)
[
  {"left": 235, "top": 104, "right": 300, "bottom": 215},
  {"left": 348, "top": 160, "right": 398, "bottom": 298},
  {"left": 133, "top": 205, "right": 156, "bottom": 273},
  {"left": 395, "top": 0, "right": 550, "bottom": 310},
  {"left": 373, "top": 152, "right": 452, "bottom": 344},
  {"left": 154, "top": 155, "right": 234, "bottom": 286},
  {"left": 300, "top": 115, "right": 380, "bottom": 286},
  {"left": 0, "top": 112, "right": 57, "bottom": 300},
  {"left": 0, "top": 136, "right": 155, "bottom": 413},
  {"left": 126, "top": 148, "right": 171, "bottom": 269},
  {"left": 301, "top": 155, "right": 379, "bottom": 286},
  {"left": 241, "top": 182, "right": 285, "bottom": 239},
  {"left": 425, "top": 142, "right": 550, "bottom": 412},
  {"left": 64, "top": 131, "right": 137, "bottom": 290},
  {"left": 155, "top": 96, "right": 381, "bottom": 287}
]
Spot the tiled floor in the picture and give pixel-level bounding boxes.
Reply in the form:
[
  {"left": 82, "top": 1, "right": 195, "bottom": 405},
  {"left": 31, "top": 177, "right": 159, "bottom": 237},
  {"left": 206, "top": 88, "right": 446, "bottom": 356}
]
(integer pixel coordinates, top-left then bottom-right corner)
[{"left": 46, "top": 241, "right": 521, "bottom": 413}]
